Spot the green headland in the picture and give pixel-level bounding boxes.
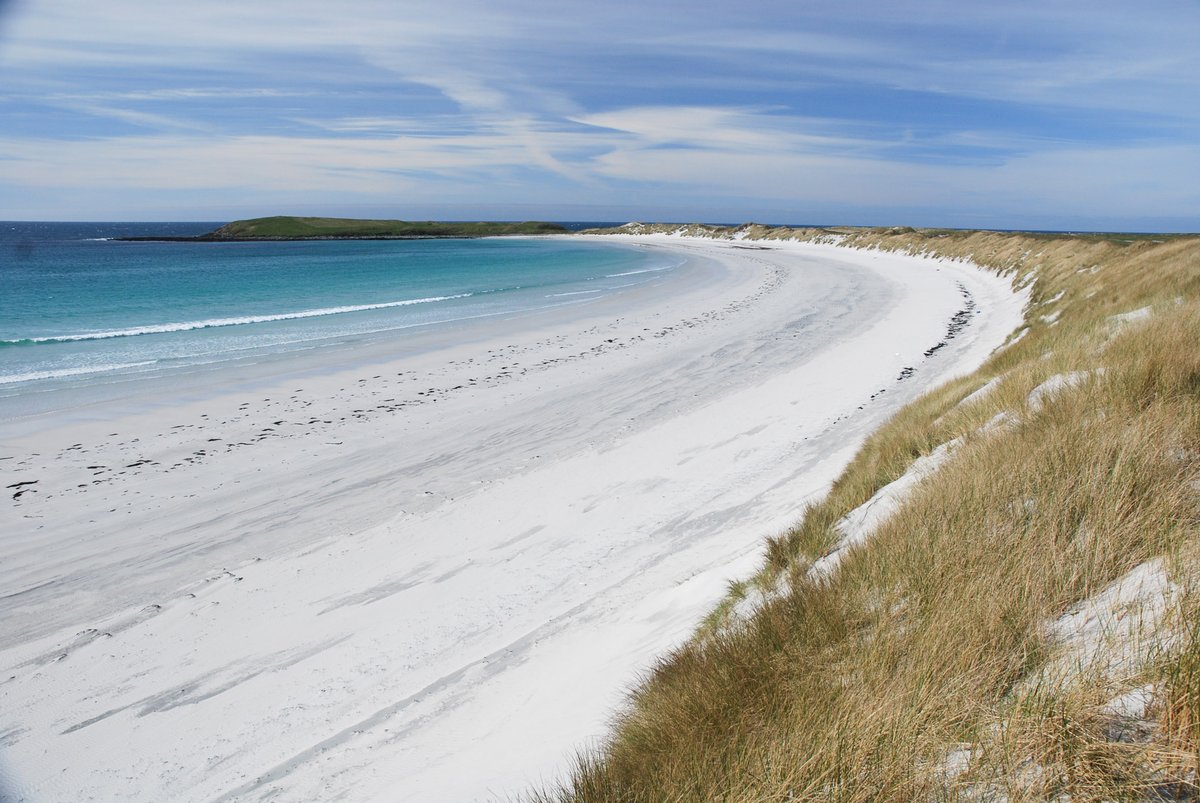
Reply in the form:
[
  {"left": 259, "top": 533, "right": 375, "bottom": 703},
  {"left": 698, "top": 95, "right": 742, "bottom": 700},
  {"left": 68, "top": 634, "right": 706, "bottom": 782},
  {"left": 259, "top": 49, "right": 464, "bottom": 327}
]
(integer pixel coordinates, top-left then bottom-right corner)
[{"left": 122, "top": 216, "right": 570, "bottom": 241}]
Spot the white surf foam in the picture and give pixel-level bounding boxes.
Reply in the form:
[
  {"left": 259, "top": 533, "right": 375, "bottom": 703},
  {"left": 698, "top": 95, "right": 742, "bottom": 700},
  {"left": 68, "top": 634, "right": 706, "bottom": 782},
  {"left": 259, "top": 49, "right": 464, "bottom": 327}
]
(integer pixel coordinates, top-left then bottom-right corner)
[{"left": 2, "top": 294, "right": 473, "bottom": 345}]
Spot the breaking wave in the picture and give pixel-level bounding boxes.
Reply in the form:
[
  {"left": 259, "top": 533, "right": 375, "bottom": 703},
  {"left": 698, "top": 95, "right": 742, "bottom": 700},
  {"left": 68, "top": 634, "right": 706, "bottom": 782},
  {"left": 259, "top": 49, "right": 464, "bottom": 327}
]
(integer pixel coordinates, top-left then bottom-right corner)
[{"left": 0, "top": 294, "right": 472, "bottom": 346}]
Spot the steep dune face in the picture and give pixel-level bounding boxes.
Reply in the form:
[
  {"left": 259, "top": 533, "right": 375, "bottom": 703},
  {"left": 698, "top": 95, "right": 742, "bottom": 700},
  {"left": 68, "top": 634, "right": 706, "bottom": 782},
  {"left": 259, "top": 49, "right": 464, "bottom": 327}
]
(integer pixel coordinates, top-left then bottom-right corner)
[{"left": 551, "top": 228, "right": 1200, "bottom": 803}]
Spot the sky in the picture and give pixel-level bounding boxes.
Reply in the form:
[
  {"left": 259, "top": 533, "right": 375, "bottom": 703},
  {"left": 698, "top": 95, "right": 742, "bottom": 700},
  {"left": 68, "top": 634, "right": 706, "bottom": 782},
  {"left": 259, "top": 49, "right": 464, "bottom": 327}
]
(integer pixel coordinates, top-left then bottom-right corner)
[{"left": 0, "top": 0, "right": 1197, "bottom": 229}]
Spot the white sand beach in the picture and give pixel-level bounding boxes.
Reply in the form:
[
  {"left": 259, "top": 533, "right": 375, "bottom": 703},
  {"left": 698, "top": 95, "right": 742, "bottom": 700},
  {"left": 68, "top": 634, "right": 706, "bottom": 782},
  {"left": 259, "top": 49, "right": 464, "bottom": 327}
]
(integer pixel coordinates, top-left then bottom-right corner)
[{"left": 0, "top": 236, "right": 1023, "bottom": 802}]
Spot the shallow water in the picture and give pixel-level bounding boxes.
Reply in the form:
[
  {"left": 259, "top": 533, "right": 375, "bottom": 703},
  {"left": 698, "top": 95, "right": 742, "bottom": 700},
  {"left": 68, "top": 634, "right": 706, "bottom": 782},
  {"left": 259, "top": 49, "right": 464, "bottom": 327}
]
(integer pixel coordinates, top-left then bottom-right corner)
[{"left": 0, "top": 223, "right": 674, "bottom": 397}]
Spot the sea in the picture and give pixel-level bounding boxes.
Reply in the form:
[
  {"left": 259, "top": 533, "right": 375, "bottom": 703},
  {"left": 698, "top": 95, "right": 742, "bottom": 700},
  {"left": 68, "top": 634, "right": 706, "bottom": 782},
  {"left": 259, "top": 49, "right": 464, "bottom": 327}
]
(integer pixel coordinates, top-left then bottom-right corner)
[{"left": 0, "top": 222, "right": 679, "bottom": 411}]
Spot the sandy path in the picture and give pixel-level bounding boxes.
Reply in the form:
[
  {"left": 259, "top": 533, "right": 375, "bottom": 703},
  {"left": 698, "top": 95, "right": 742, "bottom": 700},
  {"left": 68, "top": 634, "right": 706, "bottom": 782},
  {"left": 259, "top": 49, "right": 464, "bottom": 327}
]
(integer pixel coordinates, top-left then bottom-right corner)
[{"left": 0, "top": 237, "right": 1022, "bottom": 802}]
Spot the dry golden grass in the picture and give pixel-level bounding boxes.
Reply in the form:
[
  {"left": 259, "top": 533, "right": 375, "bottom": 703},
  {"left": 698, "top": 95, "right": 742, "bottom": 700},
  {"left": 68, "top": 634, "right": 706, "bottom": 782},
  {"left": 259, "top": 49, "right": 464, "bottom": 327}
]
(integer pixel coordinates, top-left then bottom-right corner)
[{"left": 536, "top": 227, "right": 1200, "bottom": 801}]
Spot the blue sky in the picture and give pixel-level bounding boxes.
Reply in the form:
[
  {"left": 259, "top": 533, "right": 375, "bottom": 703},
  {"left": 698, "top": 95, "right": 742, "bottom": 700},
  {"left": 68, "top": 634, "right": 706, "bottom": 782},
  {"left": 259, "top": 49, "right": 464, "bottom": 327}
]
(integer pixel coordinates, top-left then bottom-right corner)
[{"left": 0, "top": 0, "right": 1197, "bottom": 229}]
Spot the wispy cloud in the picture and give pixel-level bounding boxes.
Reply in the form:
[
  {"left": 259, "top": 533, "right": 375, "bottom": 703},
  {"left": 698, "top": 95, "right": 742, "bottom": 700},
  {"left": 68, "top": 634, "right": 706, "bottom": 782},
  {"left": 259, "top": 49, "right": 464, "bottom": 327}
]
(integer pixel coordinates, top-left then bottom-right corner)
[
  {"left": 37, "top": 98, "right": 214, "bottom": 133},
  {"left": 0, "top": 0, "right": 1195, "bottom": 226},
  {"left": 573, "top": 107, "right": 884, "bottom": 157},
  {"left": 81, "top": 88, "right": 319, "bottom": 102}
]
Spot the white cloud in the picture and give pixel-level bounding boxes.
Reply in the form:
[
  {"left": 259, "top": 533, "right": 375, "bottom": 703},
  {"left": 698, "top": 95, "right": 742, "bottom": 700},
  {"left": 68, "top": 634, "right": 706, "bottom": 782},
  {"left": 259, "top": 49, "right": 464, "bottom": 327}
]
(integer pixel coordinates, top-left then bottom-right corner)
[
  {"left": 1, "top": 108, "right": 1192, "bottom": 223},
  {"left": 0, "top": 124, "right": 614, "bottom": 196},
  {"left": 584, "top": 135, "right": 1200, "bottom": 221},
  {"left": 572, "top": 106, "right": 881, "bottom": 157},
  {"left": 0, "top": 0, "right": 1196, "bottom": 225}
]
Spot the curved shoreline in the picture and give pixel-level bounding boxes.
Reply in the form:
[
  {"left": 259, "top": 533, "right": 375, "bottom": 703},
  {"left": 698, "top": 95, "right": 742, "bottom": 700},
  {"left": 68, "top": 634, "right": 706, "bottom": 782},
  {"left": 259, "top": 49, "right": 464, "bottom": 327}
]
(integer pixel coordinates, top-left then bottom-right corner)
[
  {"left": 0, "top": 237, "right": 1023, "bottom": 802},
  {"left": 0, "top": 236, "right": 675, "bottom": 422}
]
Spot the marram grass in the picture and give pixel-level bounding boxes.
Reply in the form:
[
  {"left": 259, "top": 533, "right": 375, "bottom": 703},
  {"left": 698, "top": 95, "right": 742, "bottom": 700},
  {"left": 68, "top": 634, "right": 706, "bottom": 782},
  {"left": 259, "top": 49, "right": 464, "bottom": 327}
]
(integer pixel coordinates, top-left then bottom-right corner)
[{"left": 532, "top": 226, "right": 1200, "bottom": 801}]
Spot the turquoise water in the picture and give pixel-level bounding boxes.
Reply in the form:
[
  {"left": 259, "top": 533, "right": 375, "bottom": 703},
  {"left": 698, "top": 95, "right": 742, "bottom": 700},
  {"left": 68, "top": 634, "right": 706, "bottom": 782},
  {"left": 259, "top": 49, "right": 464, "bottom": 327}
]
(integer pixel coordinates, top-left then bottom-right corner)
[{"left": 0, "top": 223, "right": 675, "bottom": 396}]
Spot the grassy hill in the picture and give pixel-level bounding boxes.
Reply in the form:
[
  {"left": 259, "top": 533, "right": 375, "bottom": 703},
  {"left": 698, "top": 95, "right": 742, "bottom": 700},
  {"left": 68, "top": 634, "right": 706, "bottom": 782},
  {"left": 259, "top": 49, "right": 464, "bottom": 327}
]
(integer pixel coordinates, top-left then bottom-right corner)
[
  {"left": 537, "top": 224, "right": 1200, "bottom": 801},
  {"left": 202, "top": 216, "right": 568, "bottom": 239}
]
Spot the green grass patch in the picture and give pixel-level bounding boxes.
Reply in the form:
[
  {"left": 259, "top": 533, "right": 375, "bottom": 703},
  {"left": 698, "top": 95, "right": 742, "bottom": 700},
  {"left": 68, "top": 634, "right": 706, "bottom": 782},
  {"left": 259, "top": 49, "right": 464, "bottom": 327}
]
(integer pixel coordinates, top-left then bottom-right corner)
[{"left": 205, "top": 216, "right": 568, "bottom": 239}]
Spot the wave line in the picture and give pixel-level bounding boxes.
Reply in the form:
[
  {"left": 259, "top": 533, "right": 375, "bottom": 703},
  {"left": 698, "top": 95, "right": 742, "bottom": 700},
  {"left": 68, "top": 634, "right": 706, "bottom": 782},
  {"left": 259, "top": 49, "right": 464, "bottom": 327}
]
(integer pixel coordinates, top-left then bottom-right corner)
[
  {"left": 0, "top": 361, "right": 158, "bottom": 385},
  {"left": 0, "top": 294, "right": 472, "bottom": 346}
]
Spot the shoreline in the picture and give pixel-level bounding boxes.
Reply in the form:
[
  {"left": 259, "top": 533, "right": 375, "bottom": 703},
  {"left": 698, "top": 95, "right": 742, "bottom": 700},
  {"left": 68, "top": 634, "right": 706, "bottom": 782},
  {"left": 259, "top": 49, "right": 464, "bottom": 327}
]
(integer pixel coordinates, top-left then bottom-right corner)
[
  {"left": 0, "top": 236, "right": 1023, "bottom": 801},
  {"left": 0, "top": 235, "right": 674, "bottom": 427}
]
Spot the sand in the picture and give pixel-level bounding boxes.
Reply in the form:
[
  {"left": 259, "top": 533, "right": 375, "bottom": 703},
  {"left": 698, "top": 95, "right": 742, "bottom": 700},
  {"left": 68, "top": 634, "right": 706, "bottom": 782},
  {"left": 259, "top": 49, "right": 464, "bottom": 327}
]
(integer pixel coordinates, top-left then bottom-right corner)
[{"left": 0, "top": 236, "right": 1024, "bottom": 802}]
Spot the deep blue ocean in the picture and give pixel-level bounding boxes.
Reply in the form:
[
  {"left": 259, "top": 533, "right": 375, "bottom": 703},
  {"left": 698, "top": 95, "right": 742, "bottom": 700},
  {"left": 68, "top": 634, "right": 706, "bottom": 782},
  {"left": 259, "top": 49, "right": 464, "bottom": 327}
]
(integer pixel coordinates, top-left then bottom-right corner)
[{"left": 0, "top": 222, "right": 674, "bottom": 397}]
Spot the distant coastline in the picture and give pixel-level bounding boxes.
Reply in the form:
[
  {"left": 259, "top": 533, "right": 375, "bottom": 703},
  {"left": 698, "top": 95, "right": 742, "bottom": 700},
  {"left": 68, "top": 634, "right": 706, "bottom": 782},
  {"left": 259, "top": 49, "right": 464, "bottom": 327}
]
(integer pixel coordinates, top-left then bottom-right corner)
[{"left": 115, "top": 215, "right": 570, "bottom": 242}]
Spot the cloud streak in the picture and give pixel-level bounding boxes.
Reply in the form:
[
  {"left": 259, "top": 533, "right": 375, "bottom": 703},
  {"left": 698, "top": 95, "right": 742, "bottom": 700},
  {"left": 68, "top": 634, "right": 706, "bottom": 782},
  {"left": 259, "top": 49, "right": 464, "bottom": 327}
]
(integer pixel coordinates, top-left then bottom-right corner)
[{"left": 0, "top": 0, "right": 1196, "bottom": 227}]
